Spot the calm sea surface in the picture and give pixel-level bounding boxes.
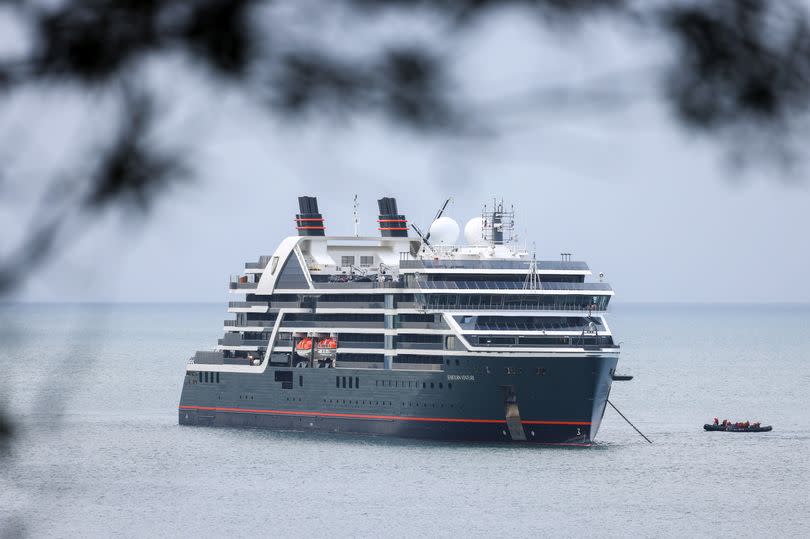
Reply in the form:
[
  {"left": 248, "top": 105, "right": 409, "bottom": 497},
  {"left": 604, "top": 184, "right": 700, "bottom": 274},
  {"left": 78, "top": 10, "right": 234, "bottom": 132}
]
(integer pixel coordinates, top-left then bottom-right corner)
[{"left": 1, "top": 303, "right": 808, "bottom": 538}]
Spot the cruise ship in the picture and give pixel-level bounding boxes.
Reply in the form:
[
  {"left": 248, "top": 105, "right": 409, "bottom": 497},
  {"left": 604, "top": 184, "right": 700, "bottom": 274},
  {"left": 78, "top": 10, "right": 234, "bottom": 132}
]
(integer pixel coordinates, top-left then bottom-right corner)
[{"left": 178, "top": 196, "right": 624, "bottom": 445}]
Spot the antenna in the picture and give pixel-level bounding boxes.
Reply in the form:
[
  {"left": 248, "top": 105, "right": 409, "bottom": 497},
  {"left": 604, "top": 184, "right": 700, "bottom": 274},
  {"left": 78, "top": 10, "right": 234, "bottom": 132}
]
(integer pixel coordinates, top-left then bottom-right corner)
[
  {"left": 481, "top": 198, "right": 514, "bottom": 245},
  {"left": 523, "top": 244, "right": 540, "bottom": 290},
  {"left": 353, "top": 194, "right": 359, "bottom": 237}
]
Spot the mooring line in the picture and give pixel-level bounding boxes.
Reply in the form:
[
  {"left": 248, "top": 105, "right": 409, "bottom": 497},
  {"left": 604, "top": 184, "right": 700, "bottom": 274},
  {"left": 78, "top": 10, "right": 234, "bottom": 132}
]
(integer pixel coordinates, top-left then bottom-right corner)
[{"left": 607, "top": 399, "right": 653, "bottom": 444}]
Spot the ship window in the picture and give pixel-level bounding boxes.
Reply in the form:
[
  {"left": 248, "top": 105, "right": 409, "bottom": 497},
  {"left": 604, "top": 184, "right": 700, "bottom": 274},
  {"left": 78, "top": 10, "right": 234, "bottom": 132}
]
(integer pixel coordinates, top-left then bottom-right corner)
[
  {"left": 216, "top": 372, "right": 220, "bottom": 383},
  {"left": 197, "top": 372, "right": 202, "bottom": 383},
  {"left": 360, "top": 255, "right": 374, "bottom": 267},
  {"left": 299, "top": 375, "right": 303, "bottom": 387},
  {"left": 342, "top": 377, "right": 346, "bottom": 388},
  {"left": 448, "top": 383, "right": 452, "bottom": 389},
  {"left": 422, "top": 382, "right": 426, "bottom": 388},
  {"left": 455, "top": 359, "right": 459, "bottom": 366},
  {"left": 336, "top": 377, "right": 340, "bottom": 388},
  {"left": 355, "top": 377, "right": 359, "bottom": 388},
  {"left": 439, "top": 382, "right": 443, "bottom": 389},
  {"left": 341, "top": 255, "right": 355, "bottom": 267},
  {"left": 430, "top": 382, "right": 434, "bottom": 389},
  {"left": 204, "top": 372, "right": 209, "bottom": 383},
  {"left": 349, "top": 377, "right": 353, "bottom": 389}
]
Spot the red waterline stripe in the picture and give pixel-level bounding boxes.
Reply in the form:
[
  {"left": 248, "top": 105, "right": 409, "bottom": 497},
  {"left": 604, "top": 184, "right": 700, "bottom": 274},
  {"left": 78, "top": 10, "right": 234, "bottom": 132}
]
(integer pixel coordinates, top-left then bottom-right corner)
[
  {"left": 377, "top": 219, "right": 407, "bottom": 223},
  {"left": 178, "top": 405, "right": 590, "bottom": 426},
  {"left": 522, "top": 420, "right": 592, "bottom": 426},
  {"left": 296, "top": 226, "right": 326, "bottom": 230},
  {"left": 295, "top": 217, "right": 324, "bottom": 221},
  {"left": 378, "top": 227, "right": 409, "bottom": 231}
]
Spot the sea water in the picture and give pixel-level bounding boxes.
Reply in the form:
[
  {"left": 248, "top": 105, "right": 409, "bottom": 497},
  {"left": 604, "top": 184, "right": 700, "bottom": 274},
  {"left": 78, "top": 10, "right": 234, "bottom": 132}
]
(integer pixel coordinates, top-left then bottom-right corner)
[{"left": 1, "top": 303, "right": 808, "bottom": 538}]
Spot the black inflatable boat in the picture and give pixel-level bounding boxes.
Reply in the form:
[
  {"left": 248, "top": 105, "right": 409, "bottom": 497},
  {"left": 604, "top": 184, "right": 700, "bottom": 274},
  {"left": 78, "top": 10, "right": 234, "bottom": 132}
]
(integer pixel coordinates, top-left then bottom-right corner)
[{"left": 704, "top": 424, "right": 772, "bottom": 432}]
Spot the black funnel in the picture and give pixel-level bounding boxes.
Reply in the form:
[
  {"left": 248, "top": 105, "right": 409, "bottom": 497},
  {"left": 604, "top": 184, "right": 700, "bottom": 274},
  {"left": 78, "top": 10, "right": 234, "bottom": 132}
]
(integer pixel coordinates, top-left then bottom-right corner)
[
  {"left": 296, "top": 196, "right": 325, "bottom": 236},
  {"left": 377, "top": 197, "right": 408, "bottom": 238}
]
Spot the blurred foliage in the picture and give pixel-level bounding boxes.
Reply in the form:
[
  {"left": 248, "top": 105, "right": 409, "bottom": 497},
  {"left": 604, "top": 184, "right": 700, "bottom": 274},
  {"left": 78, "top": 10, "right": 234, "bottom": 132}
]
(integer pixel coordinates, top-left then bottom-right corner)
[{"left": 665, "top": 0, "right": 810, "bottom": 132}]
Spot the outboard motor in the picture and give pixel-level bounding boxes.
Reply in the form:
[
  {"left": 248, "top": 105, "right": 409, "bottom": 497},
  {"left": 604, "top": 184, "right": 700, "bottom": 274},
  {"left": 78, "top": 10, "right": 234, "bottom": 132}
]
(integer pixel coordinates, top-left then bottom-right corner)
[
  {"left": 296, "top": 196, "right": 325, "bottom": 236},
  {"left": 377, "top": 197, "right": 408, "bottom": 238}
]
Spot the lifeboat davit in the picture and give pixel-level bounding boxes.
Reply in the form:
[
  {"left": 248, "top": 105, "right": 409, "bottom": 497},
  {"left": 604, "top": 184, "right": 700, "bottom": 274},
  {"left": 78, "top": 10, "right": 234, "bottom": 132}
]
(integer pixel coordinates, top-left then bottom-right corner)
[
  {"left": 316, "top": 337, "right": 338, "bottom": 358},
  {"left": 295, "top": 337, "right": 313, "bottom": 358}
]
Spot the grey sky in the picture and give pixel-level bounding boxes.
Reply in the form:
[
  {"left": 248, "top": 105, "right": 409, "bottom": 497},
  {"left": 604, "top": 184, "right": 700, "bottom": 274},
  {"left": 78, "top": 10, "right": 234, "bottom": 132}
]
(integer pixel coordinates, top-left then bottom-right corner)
[{"left": 4, "top": 6, "right": 809, "bottom": 303}]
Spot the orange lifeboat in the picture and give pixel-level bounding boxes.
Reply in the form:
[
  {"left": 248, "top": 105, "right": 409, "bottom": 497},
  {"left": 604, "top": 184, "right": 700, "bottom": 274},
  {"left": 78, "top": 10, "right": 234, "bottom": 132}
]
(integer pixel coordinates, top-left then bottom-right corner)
[
  {"left": 295, "top": 337, "right": 313, "bottom": 358},
  {"left": 316, "top": 337, "right": 338, "bottom": 358}
]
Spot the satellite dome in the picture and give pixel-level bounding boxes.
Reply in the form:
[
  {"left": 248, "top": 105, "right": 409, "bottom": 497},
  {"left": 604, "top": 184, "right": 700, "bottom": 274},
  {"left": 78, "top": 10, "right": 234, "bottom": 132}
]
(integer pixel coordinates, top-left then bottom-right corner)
[
  {"left": 464, "top": 217, "right": 486, "bottom": 246},
  {"left": 428, "top": 216, "right": 460, "bottom": 246}
]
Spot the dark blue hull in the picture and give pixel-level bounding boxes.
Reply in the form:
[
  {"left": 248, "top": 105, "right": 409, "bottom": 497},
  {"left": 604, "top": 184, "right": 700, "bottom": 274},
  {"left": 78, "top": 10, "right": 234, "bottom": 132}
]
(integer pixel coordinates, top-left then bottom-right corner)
[{"left": 179, "top": 355, "right": 618, "bottom": 445}]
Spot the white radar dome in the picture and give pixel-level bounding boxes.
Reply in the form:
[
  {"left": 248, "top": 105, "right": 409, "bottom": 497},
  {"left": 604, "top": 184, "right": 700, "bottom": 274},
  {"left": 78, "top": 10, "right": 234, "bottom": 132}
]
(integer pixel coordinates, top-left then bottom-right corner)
[
  {"left": 464, "top": 217, "right": 486, "bottom": 246},
  {"left": 428, "top": 216, "right": 460, "bottom": 245}
]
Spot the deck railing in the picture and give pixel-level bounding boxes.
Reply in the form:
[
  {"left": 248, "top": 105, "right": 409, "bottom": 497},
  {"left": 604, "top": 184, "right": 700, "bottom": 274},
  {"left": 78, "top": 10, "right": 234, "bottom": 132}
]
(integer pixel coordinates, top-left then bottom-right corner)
[{"left": 415, "top": 280, "right": 612, "bottom": 291}]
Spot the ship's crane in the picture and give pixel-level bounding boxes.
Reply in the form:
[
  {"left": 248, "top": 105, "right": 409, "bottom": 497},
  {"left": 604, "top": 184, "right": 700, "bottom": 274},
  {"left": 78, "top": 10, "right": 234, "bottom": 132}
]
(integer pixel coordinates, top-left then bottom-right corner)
[
  {"left": 410, "top": 222, "right": 435, "bottom": 254},
  {"left": 411, "top": 197, "right": 452, "bottom": 255}
]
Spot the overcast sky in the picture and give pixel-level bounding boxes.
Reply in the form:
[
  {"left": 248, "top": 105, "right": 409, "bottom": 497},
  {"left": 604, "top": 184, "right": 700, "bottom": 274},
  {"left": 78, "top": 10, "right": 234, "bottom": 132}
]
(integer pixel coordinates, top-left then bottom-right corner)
[{"left": 3, "top": 6, "right": 809, "bottom": 304}]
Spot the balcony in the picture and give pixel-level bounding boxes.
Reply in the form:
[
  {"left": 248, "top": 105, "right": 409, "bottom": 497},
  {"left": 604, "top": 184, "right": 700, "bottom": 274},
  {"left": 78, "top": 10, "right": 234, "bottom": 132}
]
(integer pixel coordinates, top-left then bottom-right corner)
[
  {"left": 280, "top": 320, "right": 385, "bottom": 329},
  {"left": 316, "top": 301, "right": 386, "bottom": 309},
  {"left": 313, "top": 281, "right": 403, "bottom": 290},
  {"left": 245, "top": 255, "right": 272, "bottom": 270},
  {"left": 228, "top": 301, "right": 268, "bottom": 312},
  {"left": 395, "top": 342, "right": 443, "bottom": 350},
  {"left": 229, "top": 282, "right": 258, "bottom": 290},
  {"left": 415, "top": 280, "right": 612, "bottom": 292},
  {"left": 218, "top": 334, "right": 267, "bottom": 347},
  {"left": 416, "top": 298, "right": 610, "bottom": 312},
  {"left": 338, "top": 341, "right": 384, "bottom": 349},
  {"left": 400, "top": 259, "right": 589, "bottom": 271},
  {"left": 396, "top": 321, "right": 449, "bottom": 330},
  {"left": 229, "top": 274, "right": 259, "bottom": 291},
  {"left": 224, "top": 320, "right": 276, "bottom": 328}
]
